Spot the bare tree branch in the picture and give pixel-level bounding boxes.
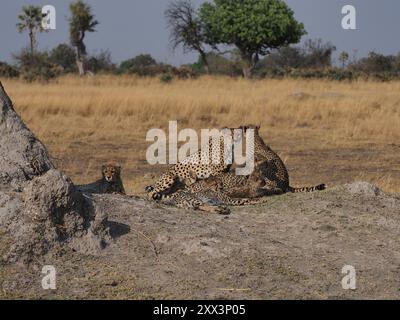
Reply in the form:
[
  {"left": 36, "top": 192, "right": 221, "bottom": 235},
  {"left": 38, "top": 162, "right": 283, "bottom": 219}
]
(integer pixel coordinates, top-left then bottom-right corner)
[{"left": 165, "top": 0, "right": 209, "bottom": 72}]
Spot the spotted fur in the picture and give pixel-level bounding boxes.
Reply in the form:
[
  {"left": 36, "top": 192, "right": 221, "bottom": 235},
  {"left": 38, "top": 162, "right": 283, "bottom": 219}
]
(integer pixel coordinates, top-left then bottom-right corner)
[
  {"left": 239, "top": 125, "right": 326, "bottom": 194},
  {"left": 145, "top": 129, "right": 236, "bottom": 200},
  {"left": 78, "top": 164, "right": 126, "bottom": 195},
  {"left": 159, "top": 171, "right": 268, "bottom": 214}
]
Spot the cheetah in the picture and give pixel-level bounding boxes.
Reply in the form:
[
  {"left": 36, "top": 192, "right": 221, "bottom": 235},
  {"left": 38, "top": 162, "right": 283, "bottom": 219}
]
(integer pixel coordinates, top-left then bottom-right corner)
[
  {"left": 161, "top": 188, "right": 231, "bottom": 215},
  {"left": 145, "top": 128, "right": 238, "bottom": 200},
  {"left": 159, "top": 171, "right": 268, "bottom": 215},
  {"left": 190, "top": 167, "right": 271, "bottom": 199},
  {"left": 236, "top": 125, "right": 326, "bottom": 195},
  {"left": 77, "top": 164, "right": 126, "bottom": 195}
]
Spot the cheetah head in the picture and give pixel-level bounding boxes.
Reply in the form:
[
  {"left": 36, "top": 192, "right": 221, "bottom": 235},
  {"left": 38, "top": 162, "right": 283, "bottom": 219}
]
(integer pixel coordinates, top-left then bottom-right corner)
[
  {"left": 239, "top": 124, "right": 261, "bottom": 135},
  {"left": 102, "top": 164, "right": 121, "bottom": 183}
]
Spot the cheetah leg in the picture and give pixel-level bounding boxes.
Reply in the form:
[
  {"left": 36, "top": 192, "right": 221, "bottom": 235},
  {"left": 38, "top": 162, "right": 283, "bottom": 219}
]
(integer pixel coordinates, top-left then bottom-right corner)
[
  {"left": 258, "top": 187, "right": 285, "bottom": 196},
  {"left": 112, "top": 191, "right": 126, "bottom": 195},
  {"left": 147, "top": 174, "right": 182, "bottom": 200},
  {"left": 145, "top": 171, "right": 178, "bottom": 194},
  {"left": 258, "top": 179, "right": 285, "bottom": 196},
  {"left": 173, "top": 198, "right": 230, "bottom": 215},
  {"left": 198, "top": 205, "right": 231, "bottom": 215}
]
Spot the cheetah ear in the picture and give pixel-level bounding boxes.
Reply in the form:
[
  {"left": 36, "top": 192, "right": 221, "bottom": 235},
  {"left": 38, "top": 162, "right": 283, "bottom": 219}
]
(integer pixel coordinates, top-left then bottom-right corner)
[
  {"left": 187, "top": 170, "right": 198, "bottom": 185},
  {"left": 101, "top": 165, "right": 106, "bottom": 171},
  {"left": 117, "top": 166, "right": 121, "bottom": 172},
  {"left": 188, "top": 170, "right": 197, "bottom": 179}
]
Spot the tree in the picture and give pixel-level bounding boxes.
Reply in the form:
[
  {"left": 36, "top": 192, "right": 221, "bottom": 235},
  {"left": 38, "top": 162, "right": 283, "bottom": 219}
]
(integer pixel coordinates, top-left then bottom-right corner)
[
  {"left": 165, "top": 0, "right": 210, "bottom": 73},
  {"left": 86, "top": 50, "right": 116, "bottom": 74},
  {"left": 16, "top": 5, "right": 47, "bottom": 55},
  {"left": 68, "top": 0, "right": 99, "bottom": 75},
  {"left": 200, "top": 0, "right": 306, "bottom": 78},
  {"left": 258, "top": 46, "right": 303, "bottom": 69},
  {"left": 301, "top": 39, "right": 336, "bottom": 68},
  {"left": 193, "top": 52, "right": 242, "bottom": 76},
  {"left": 0, "top": 61, "right": 19, "bottom": 78},
  {"left": 339, "top": 51, "right": 350, "bottom": 68},
  {"left": 50, "top": 44, "right": 77, "bottom": 73},
  {"left": 257, "top": 39, "right": 336, "bottom": 72},
  {"left": 350, "top": 52, "right": 394, "bottom": 73},
  {"left": 118, "top": 54, "right": 158, "bottom": 75},
  {"left": 14, "top": 48, "right": 61, "bottom": 82}
]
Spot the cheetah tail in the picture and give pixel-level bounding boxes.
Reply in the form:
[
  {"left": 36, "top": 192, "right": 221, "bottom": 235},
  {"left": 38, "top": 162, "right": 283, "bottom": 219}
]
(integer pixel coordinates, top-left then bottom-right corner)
[{"left": 288, "top": 184, "right": 326, "bottom": 193}]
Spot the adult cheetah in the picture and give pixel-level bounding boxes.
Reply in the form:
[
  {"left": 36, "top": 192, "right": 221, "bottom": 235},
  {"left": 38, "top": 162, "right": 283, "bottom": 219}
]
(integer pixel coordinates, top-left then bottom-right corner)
[
  {"left": 145, "top": 128, "right": 238, "bottom": 200},
  {"left": 236, "top": 125, "right": 326, "bottom": 195}
]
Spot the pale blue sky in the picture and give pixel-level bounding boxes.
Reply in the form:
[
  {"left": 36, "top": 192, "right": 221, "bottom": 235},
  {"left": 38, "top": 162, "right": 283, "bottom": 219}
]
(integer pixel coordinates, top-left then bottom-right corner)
[{"left": 1, "top": 0, "right": 399, "bottom": 65}]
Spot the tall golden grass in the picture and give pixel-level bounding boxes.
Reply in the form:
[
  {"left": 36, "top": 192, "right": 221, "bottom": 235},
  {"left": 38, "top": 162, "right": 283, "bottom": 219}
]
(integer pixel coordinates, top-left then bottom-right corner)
[{"left": 2, "top": 75, "right": 400, "bottom": 194}]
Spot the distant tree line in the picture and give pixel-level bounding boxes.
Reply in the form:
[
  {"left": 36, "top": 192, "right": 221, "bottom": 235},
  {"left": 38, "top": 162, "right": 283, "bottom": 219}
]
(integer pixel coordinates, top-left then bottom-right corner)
[
  {"left": 1, "top": 0, "right": 400, "bottom": 82},
  {"left": 4, "top": 43, "right": 400, "bottom": 82}
]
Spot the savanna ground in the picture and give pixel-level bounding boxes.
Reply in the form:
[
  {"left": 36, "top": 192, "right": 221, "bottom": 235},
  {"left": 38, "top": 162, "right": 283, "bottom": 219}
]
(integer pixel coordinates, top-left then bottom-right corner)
[
  {"left": 1, "top": 75, "right": 400, "bottom": 299},
  {"left": 2, "top": 75, "right": 399, "bottom": 194}
]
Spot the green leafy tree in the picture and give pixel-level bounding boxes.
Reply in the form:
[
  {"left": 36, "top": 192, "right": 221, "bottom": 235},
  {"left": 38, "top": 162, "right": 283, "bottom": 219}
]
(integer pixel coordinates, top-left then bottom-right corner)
[
  {"left": 200, "top": 0, "right": 306, "bottom": 78},
  {"left": 16, "top": 5, "right": 47, "bottom": 55},
  {"left": 68, "top": 0, "right": 99, "bottom": 75},
  {"left": 118, "top": 54, "right": 157, "bottom": 74},
  {"left": 49, "top": 44, "right": 77, "bottom": 73}
]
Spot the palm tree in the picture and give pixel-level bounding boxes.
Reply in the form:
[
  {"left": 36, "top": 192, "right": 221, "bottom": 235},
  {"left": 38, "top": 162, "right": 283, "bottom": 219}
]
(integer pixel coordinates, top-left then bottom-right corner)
[
  {"left": 16, "top": 5, "right": 47, "bottom": 55},
  {"left": 68, "top": 0, "right": 99, "bottom": 75}
]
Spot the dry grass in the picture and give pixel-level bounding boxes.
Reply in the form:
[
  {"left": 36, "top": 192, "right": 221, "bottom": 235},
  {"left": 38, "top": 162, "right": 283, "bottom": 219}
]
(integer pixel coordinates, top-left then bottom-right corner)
[{"left": 2, "top": 75, "right": 400, "bottom": 194}]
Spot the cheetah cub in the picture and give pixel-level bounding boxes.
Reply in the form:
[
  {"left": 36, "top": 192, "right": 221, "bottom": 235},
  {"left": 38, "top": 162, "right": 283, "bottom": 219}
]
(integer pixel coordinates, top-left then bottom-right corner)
[{"left": 77, "top": 164, "right": 126, "bottom": 195}]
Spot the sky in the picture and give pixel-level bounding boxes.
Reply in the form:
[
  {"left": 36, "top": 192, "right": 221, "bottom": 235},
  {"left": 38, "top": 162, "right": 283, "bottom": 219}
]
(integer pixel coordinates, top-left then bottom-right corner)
[{"left": 0, "top": 0, "right": 399, "bottom": 66}]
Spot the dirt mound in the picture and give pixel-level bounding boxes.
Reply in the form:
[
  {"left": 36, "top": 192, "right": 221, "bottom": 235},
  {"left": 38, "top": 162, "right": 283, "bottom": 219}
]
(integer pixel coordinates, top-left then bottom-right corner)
[
  {"left": 0, "top": 81, "right": 110, "bottom": 263},
  {"left": 1, "top": 181, "right": 399, "bottom": 299}
]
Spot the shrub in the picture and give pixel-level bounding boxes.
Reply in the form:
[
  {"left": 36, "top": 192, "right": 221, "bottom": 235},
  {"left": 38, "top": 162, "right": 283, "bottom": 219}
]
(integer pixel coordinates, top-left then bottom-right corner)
[
  {"left": 197, "top": 52, "right": 242, "bottom": 76},
  {"left": 171, "top": 66, "right": 196, "bottom": 79},
  {"left": 14, "top": 48, "right": 61, "bottom": 81},
  {"left": 287, "top": 68, "right": 356, "bottom": 81},
  {"left": 0, "top": 61, "right": 19, "bottom": 78},
  {"left": 49, "top": 43, "right": 76, "bottom": 73},
  {"left": 350, "top": 52, "right": 395, "bottom": 73},
  {"left": 160, "top": 73, "right": 173, "bottom": 83},
  {"left": 86, "top": 50, "right": 116, "bottom": 74},
  {"left": 117, "top": 54, "right": 157, "bottom": 75},
  {"left": 257, "top": 39, "right": 336, "bottom": 72},
  {"left": 301, "top": 39, "right": 336, "bottom": 69}
]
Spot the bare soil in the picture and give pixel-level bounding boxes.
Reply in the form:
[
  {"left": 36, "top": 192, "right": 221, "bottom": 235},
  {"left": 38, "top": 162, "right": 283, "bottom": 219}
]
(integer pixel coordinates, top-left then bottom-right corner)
[{"left": 1, "top": 182, "right": 399, "bottom": 299}]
